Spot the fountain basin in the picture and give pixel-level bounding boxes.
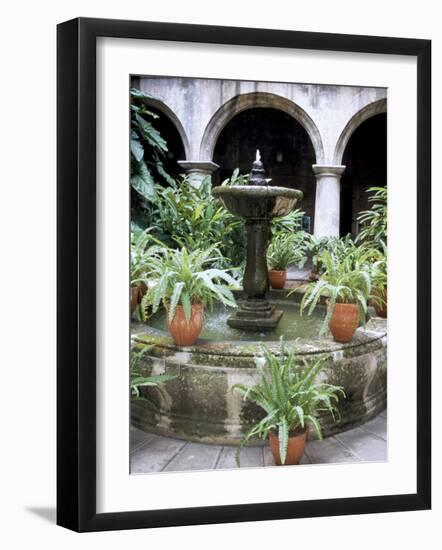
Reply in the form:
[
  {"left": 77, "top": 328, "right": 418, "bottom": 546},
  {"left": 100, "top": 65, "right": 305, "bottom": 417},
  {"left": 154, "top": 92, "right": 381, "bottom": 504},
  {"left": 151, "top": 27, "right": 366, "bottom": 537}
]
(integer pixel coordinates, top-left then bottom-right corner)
[
  {"left": 212, "top": 185, "right": 303, "bottom": 219},
  {"left": 131, "top": 291, "right": 387, "bottom": 445}
]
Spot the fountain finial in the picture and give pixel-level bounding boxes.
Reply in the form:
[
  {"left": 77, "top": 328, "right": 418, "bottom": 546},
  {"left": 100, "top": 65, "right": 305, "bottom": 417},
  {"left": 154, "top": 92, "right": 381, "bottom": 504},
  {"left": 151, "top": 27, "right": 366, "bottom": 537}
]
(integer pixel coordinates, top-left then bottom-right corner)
[{"left": 248, "top": 150, "right": 268, "bottom": 186}]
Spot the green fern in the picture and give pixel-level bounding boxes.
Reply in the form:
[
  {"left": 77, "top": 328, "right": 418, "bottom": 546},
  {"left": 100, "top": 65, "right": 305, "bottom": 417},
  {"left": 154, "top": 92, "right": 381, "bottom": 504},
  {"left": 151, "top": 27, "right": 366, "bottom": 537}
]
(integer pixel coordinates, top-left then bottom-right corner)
[
  {"left": 141, "top": 245, "right": 240, "bottom": 322},
  {"left": 356, "top": 186, "right": 387, "bottom": 247},
  {"left": 293, "top": 250, "right": 372, "bottom": 335},
  {"left": 233, "top": 338, "right": 345, "bottom": 465},
  {"left": 267, "top": 232, "right": 309, "bottom": 270}
]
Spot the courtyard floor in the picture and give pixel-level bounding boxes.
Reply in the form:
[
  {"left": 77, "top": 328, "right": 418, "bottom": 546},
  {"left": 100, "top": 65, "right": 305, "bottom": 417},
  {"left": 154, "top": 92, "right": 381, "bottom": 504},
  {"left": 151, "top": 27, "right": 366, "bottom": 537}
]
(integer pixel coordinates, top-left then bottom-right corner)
[{"left": 130, "top": 409, "right": 387, "bottom": 474}]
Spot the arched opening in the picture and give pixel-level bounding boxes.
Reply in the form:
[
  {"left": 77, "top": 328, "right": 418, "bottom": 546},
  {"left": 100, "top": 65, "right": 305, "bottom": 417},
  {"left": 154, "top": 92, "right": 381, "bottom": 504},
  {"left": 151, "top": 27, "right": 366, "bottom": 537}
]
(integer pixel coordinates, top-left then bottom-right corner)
[
  {"left": 340, "top": 113, "right": 387, "bottom": 237},
  {"left": 213, "top": 107, "right": 317, "bottom": 230},
  {"left": 146, "top": 106, "right": 186, "bottom": 180}
]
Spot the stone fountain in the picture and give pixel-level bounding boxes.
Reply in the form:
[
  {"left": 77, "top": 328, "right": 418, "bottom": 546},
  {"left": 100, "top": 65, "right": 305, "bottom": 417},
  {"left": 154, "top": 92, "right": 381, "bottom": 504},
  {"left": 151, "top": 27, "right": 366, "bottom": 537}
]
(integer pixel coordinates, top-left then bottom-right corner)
[
  {"left": 132, "top": 152, "right": 387, "bottom": 442},
  {"left": 212, "top": 151, "right": 303, "bottom": 330}
]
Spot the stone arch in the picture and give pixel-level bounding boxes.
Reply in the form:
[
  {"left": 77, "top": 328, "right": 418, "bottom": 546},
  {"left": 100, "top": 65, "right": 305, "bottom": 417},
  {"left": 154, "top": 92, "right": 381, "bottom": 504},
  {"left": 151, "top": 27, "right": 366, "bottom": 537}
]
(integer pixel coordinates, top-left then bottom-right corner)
[
  {"left": 141, "top": 97, "right": 191, "bottom": 160},
  {"left": 333, "top": 98, "right": 387, "bottom": 165},
  {"left": 200, "top": 92, "right": 325, "bottom": 164}
]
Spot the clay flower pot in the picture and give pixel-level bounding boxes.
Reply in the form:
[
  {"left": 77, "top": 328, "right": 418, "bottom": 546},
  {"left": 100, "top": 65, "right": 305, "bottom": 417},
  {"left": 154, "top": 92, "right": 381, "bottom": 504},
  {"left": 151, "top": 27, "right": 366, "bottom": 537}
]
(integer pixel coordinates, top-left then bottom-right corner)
[
  {"left": 268, "top": 269, "right": 287, "bottom": 289},
  {"left": 130, "top": 286, "right": 140, "bottom": 315},
  {"left": 269, "top": 430, "right": 307, "bottom": 465},
  {"left": 371, "top": 287, "right": 387, "bottom": 318},
  {"left": 138, "top": 281, "right": 148, "bottom": 301},
  {"left": 166, "top": 303, "right": 205, "bottom": 346},
  {"left": 329, "top": 302, "right": 360, "bottom": 343}
]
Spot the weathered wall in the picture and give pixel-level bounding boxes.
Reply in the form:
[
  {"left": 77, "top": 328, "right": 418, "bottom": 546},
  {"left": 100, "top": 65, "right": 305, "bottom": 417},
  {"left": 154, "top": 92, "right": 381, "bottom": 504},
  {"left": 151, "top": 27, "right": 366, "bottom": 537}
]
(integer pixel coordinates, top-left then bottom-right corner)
[{"left": 133, "top": 76, "right": 387, "bottom": 165}]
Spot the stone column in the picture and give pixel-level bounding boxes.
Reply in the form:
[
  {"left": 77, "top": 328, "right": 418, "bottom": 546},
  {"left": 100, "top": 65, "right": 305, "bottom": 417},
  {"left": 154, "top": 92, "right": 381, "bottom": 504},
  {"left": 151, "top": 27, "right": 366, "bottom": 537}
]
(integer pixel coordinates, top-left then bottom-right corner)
[
  {"left": 312, "top": 164, "right": 346, "bottom": 238},
  {"left": 177, "top": 160, "right": 219, "bottom": 187}
]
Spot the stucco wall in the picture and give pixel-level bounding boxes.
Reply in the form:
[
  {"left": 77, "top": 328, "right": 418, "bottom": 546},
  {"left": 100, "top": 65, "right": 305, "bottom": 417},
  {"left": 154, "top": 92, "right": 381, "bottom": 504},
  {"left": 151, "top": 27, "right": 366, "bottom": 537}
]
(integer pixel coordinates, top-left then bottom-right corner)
[{"left": 133, "top": 76, "right": 387, "bottom": 165}]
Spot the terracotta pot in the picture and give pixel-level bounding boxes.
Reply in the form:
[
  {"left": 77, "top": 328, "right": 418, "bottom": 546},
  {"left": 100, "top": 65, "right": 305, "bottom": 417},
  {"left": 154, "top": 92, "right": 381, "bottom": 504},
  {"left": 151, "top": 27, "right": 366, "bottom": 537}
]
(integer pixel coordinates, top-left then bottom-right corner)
[
  {"left": 329, "top": 302, "right": 360, "bottom": 343},
  {"left": 130, "top": 286, "right": 140, "bottom": 315},
  {"left": 138, "top": 281, "right": 148, "bottom": 302},
  {"left": 166, "top": 303, "right": 205, "bottom": 346},
  {"left": 371, "top": 287, "right": 387, "bottom": 318},
  {"left": 269, "top": 430, "right": 307, "bottom": 466},
  {"left": 268, "top": 269, "right": 287, "bottom": 289}
]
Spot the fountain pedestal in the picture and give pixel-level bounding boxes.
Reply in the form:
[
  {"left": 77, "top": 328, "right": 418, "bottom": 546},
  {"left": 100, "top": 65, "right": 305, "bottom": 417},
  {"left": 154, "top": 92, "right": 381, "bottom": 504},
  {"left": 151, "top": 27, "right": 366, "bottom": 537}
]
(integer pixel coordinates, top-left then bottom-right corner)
[{"left": 227, "top": 218, "right": 283, "bottom": 330}]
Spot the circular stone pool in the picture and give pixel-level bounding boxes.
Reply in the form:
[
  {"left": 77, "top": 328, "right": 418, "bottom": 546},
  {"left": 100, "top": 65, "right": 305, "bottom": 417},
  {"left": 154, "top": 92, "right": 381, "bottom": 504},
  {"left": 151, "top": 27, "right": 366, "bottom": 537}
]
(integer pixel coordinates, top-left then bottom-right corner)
[{"left": 131, "top": 291, "right": 387, "bottom": 446}]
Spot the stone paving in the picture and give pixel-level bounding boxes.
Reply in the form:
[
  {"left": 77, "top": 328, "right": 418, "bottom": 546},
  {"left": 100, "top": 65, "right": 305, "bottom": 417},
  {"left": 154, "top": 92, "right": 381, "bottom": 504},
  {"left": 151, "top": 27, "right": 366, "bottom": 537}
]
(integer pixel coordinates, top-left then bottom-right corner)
[{"left": 130, "top": 410, "right": 387, "bottom": 474}]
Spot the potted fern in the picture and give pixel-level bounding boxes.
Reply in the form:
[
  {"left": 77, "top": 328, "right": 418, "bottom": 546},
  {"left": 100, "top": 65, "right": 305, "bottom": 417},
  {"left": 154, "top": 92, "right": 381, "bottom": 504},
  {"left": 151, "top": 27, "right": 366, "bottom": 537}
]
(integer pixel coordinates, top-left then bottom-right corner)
[
  {"left": 267, "top": 232, "right": 308, "bottom": 289},
  {"left": 296, "top": 250, "right": 371, "bottom": 343},
  {"left": 233, "top": 339, "right": 344, "bottom": 466},
  {"left": 141, "top": 245, "right": 239, "bottom": 346},
  {"left": 130, "top": 229, "right": 163, "bottom": 316}
]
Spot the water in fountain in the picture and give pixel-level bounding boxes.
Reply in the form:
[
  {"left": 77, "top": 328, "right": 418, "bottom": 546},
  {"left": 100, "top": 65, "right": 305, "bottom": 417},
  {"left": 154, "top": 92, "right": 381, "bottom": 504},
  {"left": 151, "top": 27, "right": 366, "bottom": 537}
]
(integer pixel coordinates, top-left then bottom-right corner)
[{"left": 147, "top": 302, "right": 325, "bottom": 342}]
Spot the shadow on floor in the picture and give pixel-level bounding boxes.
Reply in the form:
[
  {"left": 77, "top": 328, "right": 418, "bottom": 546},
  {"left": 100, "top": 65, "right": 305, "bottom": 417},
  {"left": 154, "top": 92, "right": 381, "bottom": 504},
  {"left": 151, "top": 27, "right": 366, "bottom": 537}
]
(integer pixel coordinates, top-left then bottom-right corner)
[{"left": 26, "top": 506, "right": 56, "bottom": 524}]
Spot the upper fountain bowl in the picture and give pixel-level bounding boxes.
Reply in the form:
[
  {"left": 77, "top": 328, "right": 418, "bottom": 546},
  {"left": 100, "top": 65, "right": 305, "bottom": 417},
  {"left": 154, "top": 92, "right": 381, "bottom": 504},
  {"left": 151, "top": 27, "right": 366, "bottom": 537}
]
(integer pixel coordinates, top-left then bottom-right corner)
[{"left": 212, "top": 185, "right": 303, "bottom": 219}]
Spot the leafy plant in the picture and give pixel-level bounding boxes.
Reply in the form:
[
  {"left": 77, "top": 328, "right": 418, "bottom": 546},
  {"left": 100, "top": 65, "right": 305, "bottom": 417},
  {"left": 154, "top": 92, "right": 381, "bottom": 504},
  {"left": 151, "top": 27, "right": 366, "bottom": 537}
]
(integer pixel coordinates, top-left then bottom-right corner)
[
  {"left": 220, "top": 167, "right": 250, "bottom": 187},
  {"left": 141, "top": 245, "right": 240, "bottom": 322},
  {"left": 130, "top": 88, "right": 174, "bottom": 211},
  {"left": 367, "top": 244, "right": 387, "bottom": 309},
  {"left": 296, "top": 250, "right": 371, "bottom": 335},
  {"left": 271, "top": 209, "right": 305, "bottom": 235},
  {"left": 306, "top": 235, "right": 332, "bottom": 274},
  {"left": 356, "top": 186, "right": 387, "bottom": 247},
  {"left": 308, "top": 235, "right": 377, "bottom": 278},
  {"left": 233, "top": 338, "right": 345, "bottom": 465},
  {"left": 130, "top": 229, "right": 165, "bottom": 287},
  {"left": 325, "top": 234, "right": 355, "bottom": 260},
  {"left": 307, "top": 235, "right": 351, "bottom": 274},
  {"left": 267, "top": 232, "right": 308, "bottom": 271},
  {"left": 371, "top": 251, "right": 387, "bottom": 293},
  {"left": 130, "top": 342, "right": 176, "bottom": 404},
  {"left": 148, "top": 176, "right": 245, "bottom": 268}
]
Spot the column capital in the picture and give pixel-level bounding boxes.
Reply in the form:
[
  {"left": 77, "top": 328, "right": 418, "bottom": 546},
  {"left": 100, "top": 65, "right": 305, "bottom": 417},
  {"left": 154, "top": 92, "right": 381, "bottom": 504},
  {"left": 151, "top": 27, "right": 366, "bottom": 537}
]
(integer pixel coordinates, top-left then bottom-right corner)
[
  {"left": 312, "top": 164, "right": 346, "bottom": 178},
  {"left": 177, "top": 160, "right": 219, "bottom": 174},
  {"left": 178, "top": 160, "right": 219, "bottom": 187}
]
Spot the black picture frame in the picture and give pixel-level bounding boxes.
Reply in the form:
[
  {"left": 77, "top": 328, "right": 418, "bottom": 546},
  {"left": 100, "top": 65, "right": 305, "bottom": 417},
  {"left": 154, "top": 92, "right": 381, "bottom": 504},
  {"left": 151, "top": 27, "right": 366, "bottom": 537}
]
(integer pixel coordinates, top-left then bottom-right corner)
[{"left": 57, "top": 17, "right": 431, "bottom": 532}]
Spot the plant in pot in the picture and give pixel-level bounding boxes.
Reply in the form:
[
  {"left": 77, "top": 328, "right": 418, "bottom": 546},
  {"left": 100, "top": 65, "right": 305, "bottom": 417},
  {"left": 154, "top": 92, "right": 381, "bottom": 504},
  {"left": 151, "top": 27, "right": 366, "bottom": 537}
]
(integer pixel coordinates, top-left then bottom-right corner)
[
  {"left": 233, "top": 339, "right": 344, "bottom": 466},
  {"left": 267, "top": 232, "right": 308, "bottom": 289},
  {"left": 130, "top": 229, "right": 165, "bottom": 317},
  {"left": 141, "top": 245, "right": 239, "bottom": 346},
  {"left": 296, "top": 251, "right": 371, "bottom": 343}
]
